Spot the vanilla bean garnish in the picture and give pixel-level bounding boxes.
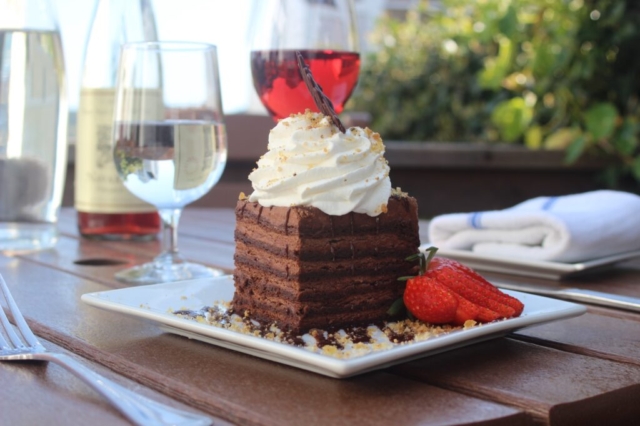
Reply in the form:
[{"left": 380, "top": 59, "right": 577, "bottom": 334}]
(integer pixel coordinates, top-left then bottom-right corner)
[{"left": 296, "top": 51, "right": 346, "bottom": 133}]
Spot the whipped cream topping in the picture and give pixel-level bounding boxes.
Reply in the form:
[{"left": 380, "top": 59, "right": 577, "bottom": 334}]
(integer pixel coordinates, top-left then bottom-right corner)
[{"left": 248, "top": 111, "right": 391, "bottom": 216}]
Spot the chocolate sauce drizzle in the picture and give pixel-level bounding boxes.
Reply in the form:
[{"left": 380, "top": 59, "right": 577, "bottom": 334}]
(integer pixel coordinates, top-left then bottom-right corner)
[
  {"left": 349, "top": 212, "right": 355, "bottom": 234},
  {"left": 284, "top": 207, "right": 291, "bottom": 236},
  {"left": 349, "top": 241, "right": 356, "bottom": 274},
  {"left": 374, "top": 217, "right": 380, "bottom": 270},
  {"left": 296, "top": 51, "right": 346, "bottom": 133}
]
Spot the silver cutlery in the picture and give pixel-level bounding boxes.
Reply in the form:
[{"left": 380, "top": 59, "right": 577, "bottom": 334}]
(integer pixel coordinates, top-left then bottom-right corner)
[
  {"left": 0, "top": 273, "right": 211, "bottom": 426},
  {"left": 495, "top": 280, "right": 640, "bottom": 313}
]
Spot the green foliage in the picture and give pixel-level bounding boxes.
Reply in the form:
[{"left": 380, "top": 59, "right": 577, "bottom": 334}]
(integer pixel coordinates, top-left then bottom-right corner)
[{"left": 348, "top": 0, "right": 640, "bottom": 184}]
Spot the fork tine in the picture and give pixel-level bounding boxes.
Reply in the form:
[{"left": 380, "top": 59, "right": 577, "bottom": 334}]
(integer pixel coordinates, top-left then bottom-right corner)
[
  {"left": 0, "top": 273, "right": 39, "bottom": 348},
  {"left": 0, "top": 289, "right": 23, "bottom": 348},
  {"left": 0, "top": 310, "right": 11, "bottom": 350}
]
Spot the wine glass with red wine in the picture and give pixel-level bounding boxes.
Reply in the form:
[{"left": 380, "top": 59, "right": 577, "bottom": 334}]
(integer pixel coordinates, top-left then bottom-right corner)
[
  {"left": 111, "top": 42, "right": 227, "bottom": 284},
  {"left": 250, "top": 0, "right": 360, "bottom": 121}
]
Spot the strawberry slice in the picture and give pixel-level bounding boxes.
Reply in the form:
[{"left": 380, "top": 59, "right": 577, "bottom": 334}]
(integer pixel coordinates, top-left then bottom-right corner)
[
  {"left": 432, "top": 257, "right": 504, "bottom": 294},
  {"left": 431, "top": 266, "right": 517, "bottom": 319},
  {"left": 403, "top": 276, "right": 458, "bottom": 324},
  {"left": 432, "top": 257, "right": 524, "bottom": 316},
  {"left": 475, "top": 306, "right": 504, "bottom": 323},
  {"left": 450, "top": 294, "right": 480, "bottom": 325}
]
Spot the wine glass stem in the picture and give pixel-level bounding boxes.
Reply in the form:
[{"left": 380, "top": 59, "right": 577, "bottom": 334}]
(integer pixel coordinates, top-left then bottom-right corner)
[{"left": 157, "top": 208, "right": 183, "bottom": 265}]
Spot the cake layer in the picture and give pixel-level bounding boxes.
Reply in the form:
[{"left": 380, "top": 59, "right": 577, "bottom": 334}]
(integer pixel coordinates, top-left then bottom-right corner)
[
  {"left": 236, "top": 195, "right": 418, "bottom": 238},
  {"left": 231, "top": 289, "right": 400, "bottom": 332},
  {"left": 232, "top": 285, "right": 400, "bottom": 316},
  {"left": 234, "top": 240, "right": 417, "bottom": 280},
  {"left": 235, "top": 222, "right": 417, "bottom": 261},
  {"left": 233, "top": 266, "right": 405, "bottom": 302}
]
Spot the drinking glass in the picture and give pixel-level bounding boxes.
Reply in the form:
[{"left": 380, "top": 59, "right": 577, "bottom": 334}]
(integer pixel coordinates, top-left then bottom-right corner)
[
  {"left": 250, "top": 0, "right": 360, "bottom": 121},
  {"left": 0, "top": 0, "right": 67, "bottom": 253},
  {"left": 112, "top": 41, "right": 227, "bottom": 284}
]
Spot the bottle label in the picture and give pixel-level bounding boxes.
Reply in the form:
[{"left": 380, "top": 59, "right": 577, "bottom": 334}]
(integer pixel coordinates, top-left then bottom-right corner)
[
  {"left": 75, "top": 88, "right": 158, "bottom": 213},
  {"left": 173, "top": 124, "right": 216, "bottom": 190}
]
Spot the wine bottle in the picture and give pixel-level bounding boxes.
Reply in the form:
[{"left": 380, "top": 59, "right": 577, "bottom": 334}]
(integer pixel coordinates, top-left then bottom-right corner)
[{"left": 75, "top": 0, "right": 160, "bottom": 240}]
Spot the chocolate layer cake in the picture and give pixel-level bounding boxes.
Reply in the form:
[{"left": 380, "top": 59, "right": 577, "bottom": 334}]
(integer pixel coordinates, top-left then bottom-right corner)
[{"left": 232, "top": 194, "right": 420, "bottom": 332}]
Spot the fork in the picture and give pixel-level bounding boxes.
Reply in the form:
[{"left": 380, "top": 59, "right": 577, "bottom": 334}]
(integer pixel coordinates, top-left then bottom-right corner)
[{"left": 0, "top": 274, "right": 211, "bottom": 426}]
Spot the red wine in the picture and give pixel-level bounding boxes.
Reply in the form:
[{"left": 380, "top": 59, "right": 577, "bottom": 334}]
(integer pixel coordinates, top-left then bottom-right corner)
[
  {"left": 251, "top": 49, "right": 360, "bottom": 121},
  {"left": 78, "top": 212, "right": 160, "bottom": 240}
]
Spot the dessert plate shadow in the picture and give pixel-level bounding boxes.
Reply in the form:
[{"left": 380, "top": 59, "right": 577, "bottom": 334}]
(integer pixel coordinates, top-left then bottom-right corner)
[
  {"left": 81, "top": 276, "right": 586, "bottom": 378},
  {"left": 421, "top": 245, "right": 640, "bottom": 280}
]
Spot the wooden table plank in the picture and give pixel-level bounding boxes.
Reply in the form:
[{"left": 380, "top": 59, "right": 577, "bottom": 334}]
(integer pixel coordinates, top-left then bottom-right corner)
[
  {"left": 390, "top": 338, "right": 640, "bottom": 425},
  {"left": 512, "top": 307, "right": 640, "bottom": 366}
]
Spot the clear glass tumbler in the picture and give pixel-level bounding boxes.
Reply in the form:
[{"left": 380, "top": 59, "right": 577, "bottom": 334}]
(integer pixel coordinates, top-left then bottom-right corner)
[{"left": 0, "top": 0, "right": 68, "bottom": 253}]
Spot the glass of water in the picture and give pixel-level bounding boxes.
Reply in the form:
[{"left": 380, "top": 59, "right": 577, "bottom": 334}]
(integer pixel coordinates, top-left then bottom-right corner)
[
  {"left": 0, "top": 0, "right": 67, "bottom": 253},
  {"left": 112, "top": 41, "right": 227, "bottom": 284}
]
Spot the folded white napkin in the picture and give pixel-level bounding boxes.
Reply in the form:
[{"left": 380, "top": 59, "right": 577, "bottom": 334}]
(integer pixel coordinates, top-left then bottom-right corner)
[{"left": 428, "top": 190, "right": 640, "bottom": 262}]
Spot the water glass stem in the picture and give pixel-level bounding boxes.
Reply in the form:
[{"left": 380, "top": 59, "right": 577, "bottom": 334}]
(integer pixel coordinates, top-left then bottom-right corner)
[{"left": 157, "top": 208, "right": 183, "bottom": 265}]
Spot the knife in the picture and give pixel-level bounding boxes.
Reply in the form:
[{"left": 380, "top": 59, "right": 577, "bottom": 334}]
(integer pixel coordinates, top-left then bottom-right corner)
[{"left": 494, "top": 281, "right": 640, "bottom": 313}]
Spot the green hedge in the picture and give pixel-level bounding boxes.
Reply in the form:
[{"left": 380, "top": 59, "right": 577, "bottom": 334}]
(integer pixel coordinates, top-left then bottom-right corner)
[{"left": 349, "top": 0, "right": 640, "bottom": 184}]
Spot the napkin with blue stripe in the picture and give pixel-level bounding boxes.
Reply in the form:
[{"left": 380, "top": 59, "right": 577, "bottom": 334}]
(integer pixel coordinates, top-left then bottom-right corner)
[{"left": 428, "top": 190, "right": 640, "bottom": 262}]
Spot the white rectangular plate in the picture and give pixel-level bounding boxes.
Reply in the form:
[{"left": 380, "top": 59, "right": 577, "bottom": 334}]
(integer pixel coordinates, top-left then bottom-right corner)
[
  {"left": 421, "top": 245, "right": 640, "bottom": 280},
  {"left": 81, "top": 276, "right": 586, "bottom": 378}
]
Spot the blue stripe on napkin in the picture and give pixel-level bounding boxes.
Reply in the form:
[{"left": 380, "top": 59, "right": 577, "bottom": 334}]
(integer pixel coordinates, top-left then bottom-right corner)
[
  {"left": 542, "top": 196, "right": 558, "bottom": 210},
  {"left": 469, "top": 212, "right": 483, "bottom": 229}
]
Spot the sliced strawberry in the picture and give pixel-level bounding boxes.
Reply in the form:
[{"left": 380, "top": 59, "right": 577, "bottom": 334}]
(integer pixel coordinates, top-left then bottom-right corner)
[
  {"left": 403, "top": 276, "right": 458, "bottom": 324},
  {"left": 432, "top": 257, "right": 524, "bottom": 316},
  {"left": 431, "top": 257, "right": 503, "bottom": 294},
  {"left": 431, "top": 266, "right": 516, "bottom": 319},
  {"left": 475, "top": 306, "right": 503, "bottom": 323},
  {"left": 450, "top": 293, "right": 480, "bottom": 325}
]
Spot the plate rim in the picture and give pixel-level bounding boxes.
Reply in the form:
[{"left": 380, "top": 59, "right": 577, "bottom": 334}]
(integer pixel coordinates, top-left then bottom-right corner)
[{"left": 81, "top": 276, "right": 587, "bottom": 378}]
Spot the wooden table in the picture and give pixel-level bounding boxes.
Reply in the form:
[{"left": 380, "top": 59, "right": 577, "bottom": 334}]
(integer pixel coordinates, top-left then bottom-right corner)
[{"left": 1, "top": 208, "right": 639, "bottom": 425}]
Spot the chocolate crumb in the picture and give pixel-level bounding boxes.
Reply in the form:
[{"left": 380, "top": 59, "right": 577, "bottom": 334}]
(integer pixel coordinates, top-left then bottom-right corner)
[{"left": 172, "top": 301, "right": 473, "bottom": 359}]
